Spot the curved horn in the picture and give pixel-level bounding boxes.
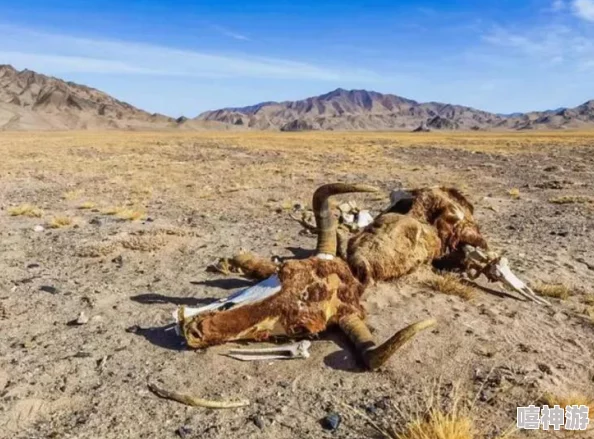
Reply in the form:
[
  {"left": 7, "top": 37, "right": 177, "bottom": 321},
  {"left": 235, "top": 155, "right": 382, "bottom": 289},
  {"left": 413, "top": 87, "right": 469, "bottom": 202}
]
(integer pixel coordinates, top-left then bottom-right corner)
[
  {"left": 312, "top": 183, "right": 379, "bottom": 257},
  {"left": 339, "top": 314, "right": 436, "bottom": 370}
]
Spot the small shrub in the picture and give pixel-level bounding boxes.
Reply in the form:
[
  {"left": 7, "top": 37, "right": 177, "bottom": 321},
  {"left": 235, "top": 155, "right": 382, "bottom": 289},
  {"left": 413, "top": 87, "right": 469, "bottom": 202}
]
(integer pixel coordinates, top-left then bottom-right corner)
[
  {"left": 549, "top": 195, "right": 594, "bottom": 205},
  {"left": 8, "top": 204, "right": 43, "bottom": 218},
  {"left": 508, "top": 188, "right": 520, "bottom": 199},
  {"left": 117, "top": 209, "right": 145, "bottom": 221},
  {"left": 542, "top": 392, "right": 594, "bottom": 415},
  {"left": 533, "top": 283, "right": 572, "bottom": 300},
  {"left": 78, "top": 201, "right": 96, "bottom": 210},
  {"left": 49, "top": 216, "right": 73, "bottom": 229},
  {"left": 423, "top": 273, "right": 477, "bottom": 301}
]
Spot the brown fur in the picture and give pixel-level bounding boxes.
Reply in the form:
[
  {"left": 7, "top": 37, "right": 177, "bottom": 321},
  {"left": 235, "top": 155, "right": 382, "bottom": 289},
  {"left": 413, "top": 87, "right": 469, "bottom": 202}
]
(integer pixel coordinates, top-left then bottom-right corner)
[
  {"left": 182, "top": 258, "right": 365, "bottom": 349},
  {"left": 407, "top": 186, "right": 488, "bottom": 252},
  {"left": 230, "top": 252, "right": 278, "bottom": 280},
  {"left": 346, "top": 186, "right": 488, "bottom": 283},
  {"left": 347, "top": 213, "right": 442, "bottom": 284}
]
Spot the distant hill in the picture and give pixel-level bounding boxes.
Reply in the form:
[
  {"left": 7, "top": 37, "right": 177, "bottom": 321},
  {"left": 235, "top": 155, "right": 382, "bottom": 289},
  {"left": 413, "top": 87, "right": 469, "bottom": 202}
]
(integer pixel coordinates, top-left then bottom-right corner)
[
  {"left": 0, "top": 64, "right": 178, "bottom": 130},
  {"left": 2, "top": 65, "right": 593, "bottom": 131},
  {"left": 196, "top": 88, "right": 594, "bottom": 131}
]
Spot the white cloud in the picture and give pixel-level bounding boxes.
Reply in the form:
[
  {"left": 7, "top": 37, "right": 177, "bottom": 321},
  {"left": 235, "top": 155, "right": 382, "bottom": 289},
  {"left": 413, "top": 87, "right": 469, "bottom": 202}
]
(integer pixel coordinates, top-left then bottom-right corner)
[
  {"left": 0, "top": 24, "right": 377, "bottom": 81},
  {"left": 573, "top": 0, "right": 594, "bottom": 21},
  {"left": 483, "top": 23, "right": 594, "bottom": 68},
  {"left": 210, "top": 24, "right": 250, "bottom": 41}
]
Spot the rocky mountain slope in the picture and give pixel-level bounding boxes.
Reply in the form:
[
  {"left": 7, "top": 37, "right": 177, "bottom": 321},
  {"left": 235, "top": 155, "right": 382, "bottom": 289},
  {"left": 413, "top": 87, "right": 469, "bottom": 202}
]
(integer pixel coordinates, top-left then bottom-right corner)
[
  {"left": 2, "top": 64, "right": 593, "bottom": 131},
  {"left": 195, "top": 88, "right": 594, "bottom": 131},
  {"left": 0, "top": 65, "right": 176, "bottom": 130}
]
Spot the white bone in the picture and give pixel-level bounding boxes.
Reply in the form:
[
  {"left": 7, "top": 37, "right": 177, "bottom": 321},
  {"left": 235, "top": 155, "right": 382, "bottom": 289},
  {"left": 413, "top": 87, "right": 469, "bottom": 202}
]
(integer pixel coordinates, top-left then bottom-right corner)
[
  {"left": 462, "top": 245, "right": 550, "bottom": 305},
  {"left": 341, "top": 212, "right": 355, "bottom": 224},
  {"left": 356, "top": 210, "right": 374, "bottom": 228},
  {"left": 225, "top": 340, "right": 311, "bottom": 361},
  {"left": 490, "top": 258, "right": 551, "bottom": 306}
]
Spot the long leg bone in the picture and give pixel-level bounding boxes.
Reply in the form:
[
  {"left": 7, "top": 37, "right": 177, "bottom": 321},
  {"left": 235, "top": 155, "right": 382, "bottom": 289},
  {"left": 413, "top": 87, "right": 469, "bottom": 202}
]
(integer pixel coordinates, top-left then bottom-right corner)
[{"left": 225, "top": 340, "right": 311, "bottom": 361}]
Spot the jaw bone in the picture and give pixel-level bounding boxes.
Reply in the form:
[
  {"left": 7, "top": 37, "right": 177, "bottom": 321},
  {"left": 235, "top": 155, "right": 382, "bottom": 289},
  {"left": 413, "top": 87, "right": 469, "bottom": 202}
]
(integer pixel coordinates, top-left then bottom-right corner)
[{"left": 463, "top": 246, "right": 550, "bottom": 305}]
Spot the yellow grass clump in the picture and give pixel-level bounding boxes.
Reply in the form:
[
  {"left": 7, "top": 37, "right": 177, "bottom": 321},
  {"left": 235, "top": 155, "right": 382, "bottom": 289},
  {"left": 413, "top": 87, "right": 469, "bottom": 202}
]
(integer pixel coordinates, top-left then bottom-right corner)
[
  {"left": 549, "top": 195, "right": 594, "bottom": 205},
  {"left": 49, "top": 216, "right": 74, "bottom": 229},
  {"left": 423, "top": 273, "right": 477, "bottom": 301},
  {"left": 542, "top": 392, "right": 594, "bottom": 416},
  {"left": 120, "top": 235, "right": 167, "bottom": 252},
  {"left": 8, "top": 204, "right": 43, "bottom": 218},
  {"left": 396, "top": 408, "right": 475, "bottom": 439},
  {"left": 78, "top": 201, "right": 96, "bottom": 210},
  {"left": 117, "top": 209, "right": 145, "bottom": 221},
  {"left": 507, "top": 188, "right": 520, "bottom": 200},
  {"left": 100, "top": 206, "right": 144, "bottom": 220},
  {"left": 533, "top": 282, "right": 572, "bottom": 300}
]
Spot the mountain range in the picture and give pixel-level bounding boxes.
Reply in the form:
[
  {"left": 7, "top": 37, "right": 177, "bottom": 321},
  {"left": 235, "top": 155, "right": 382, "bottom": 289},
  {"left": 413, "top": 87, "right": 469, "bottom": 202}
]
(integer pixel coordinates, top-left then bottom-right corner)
[
  {"left": 2, "top": 64, "right": 594, "bottom": 131},
  {"left": 195, "top": 88, "right": 594, "bottom": 131}
]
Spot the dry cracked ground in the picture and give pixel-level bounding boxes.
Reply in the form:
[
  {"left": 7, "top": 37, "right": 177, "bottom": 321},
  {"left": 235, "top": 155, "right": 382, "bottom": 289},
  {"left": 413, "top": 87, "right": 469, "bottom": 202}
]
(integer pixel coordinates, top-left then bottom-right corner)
[{"left": 0, "top": 131, "right": 593, "bottom": 439}]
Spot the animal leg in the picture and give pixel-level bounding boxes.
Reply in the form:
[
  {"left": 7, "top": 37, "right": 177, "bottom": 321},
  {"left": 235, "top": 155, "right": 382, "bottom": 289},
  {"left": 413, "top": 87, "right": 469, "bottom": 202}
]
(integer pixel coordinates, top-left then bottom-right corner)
[
  {"left": 339, "top": 314, "right": 436, "bottom": 370},
  {"left": 215, "top": 251, "right": 278, "bottom": 280}
]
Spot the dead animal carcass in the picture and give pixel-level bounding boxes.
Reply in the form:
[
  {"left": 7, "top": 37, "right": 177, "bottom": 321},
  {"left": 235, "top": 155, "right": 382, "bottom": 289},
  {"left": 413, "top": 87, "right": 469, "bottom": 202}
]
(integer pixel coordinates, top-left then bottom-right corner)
[{"left": 175, "top": 183, "right": 436, "bottom": 370}]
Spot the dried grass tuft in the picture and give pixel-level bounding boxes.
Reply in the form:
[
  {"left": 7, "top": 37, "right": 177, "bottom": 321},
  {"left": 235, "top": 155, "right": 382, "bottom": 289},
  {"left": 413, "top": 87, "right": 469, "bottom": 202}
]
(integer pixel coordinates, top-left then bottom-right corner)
[
  {"left": 49, "top": 216, "right": 74, "bottom": 229},
  {"left": 533, "top": 282, "right": 572, "bottom": 300},
  {"left": 8, "top": 204, "right": 43, "bottom": 218},
  {"left": 423, "top": 273, "right": 477, "bottom": 301}
]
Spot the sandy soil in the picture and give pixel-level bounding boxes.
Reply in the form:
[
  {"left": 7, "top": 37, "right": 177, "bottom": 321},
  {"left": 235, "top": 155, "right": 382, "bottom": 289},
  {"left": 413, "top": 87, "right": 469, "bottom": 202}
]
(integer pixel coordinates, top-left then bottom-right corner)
[{"left": 0, "top": 132, "right": 593, "bottom": 439}]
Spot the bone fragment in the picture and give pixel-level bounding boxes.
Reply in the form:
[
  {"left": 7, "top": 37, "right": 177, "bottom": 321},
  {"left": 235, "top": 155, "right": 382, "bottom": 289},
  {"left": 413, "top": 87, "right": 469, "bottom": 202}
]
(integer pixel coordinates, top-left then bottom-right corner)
[
  {"left": 356, "top": 210, "right": 374, "bottom": 228},
  {"left": 225, "top": 340, "right": 311, "bottom": 361},
  {"left": 147, "top": 382, "right": 249, "bottom": 409},
  {"left": 463, "top": 245, "right": 550, "bottom": 305}
]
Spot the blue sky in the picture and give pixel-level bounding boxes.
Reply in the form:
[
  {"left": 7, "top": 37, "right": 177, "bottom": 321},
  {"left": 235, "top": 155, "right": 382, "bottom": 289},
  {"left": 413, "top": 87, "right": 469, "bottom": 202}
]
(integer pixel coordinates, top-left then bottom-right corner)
[{"left": 1, "top": 0, "right": 594, "bottom": 117}]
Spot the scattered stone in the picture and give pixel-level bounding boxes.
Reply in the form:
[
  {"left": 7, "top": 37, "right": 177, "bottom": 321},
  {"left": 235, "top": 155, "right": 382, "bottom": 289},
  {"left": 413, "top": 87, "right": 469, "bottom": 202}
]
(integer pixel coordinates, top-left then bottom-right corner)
[
  {"left": 293, "top": 203, "right": 305, "bottom": 211},
  {"left": 112, "top": 255, "right": 123, "bottom": 267},
  {"left": 73, "top": 352, "right": 92, "bottom": 358},
  {"left": 543, "top": 165, "right": 562, "bottom": 172},
  {"left": 125, "top": 325, "right": 143, "bottom": 334},
  {"left": 176, "top": 426, "right": 193, "bottom": 438},
  {"left": 73, "top": 311, "right": 89, "bottom": 325},
  {"left": 321, "top": 413, "right": 341, "bottom": 431},
  {"left": 338, "top": 202, "right": 353, "bottom": 213},
  {"left": 250, "top": 414, "right": 265, "bottom": 430},
  {"left": 33, "top": 225, "right": 45, "bottom": 232},
  {"left": 27, "top": 263, "right": 40, "bottom": 269},
  {"left": 537, "top": 363, "right": 553, "bottom": 375},
  {"left": 550, "top": 230, "right": 569, "bottom": 237},
  {"left": 40, "top": 285, "right": 58, "bottom": 295},
  {"left": 535, "top": 180, "right": 564, "bottom": 190},
  {"left": 89, "top": 217, "right": 102, "bottom": 226},
  {"left": 96, "top": 356, "right": 108, "bottom": 371}
]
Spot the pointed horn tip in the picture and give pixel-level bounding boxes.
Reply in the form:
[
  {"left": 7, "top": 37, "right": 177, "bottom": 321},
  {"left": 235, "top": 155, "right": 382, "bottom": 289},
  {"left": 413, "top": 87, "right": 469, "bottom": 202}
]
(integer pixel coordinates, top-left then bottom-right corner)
[{"left": 366, "top": 318, "right": 437, "bottom": 371}]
